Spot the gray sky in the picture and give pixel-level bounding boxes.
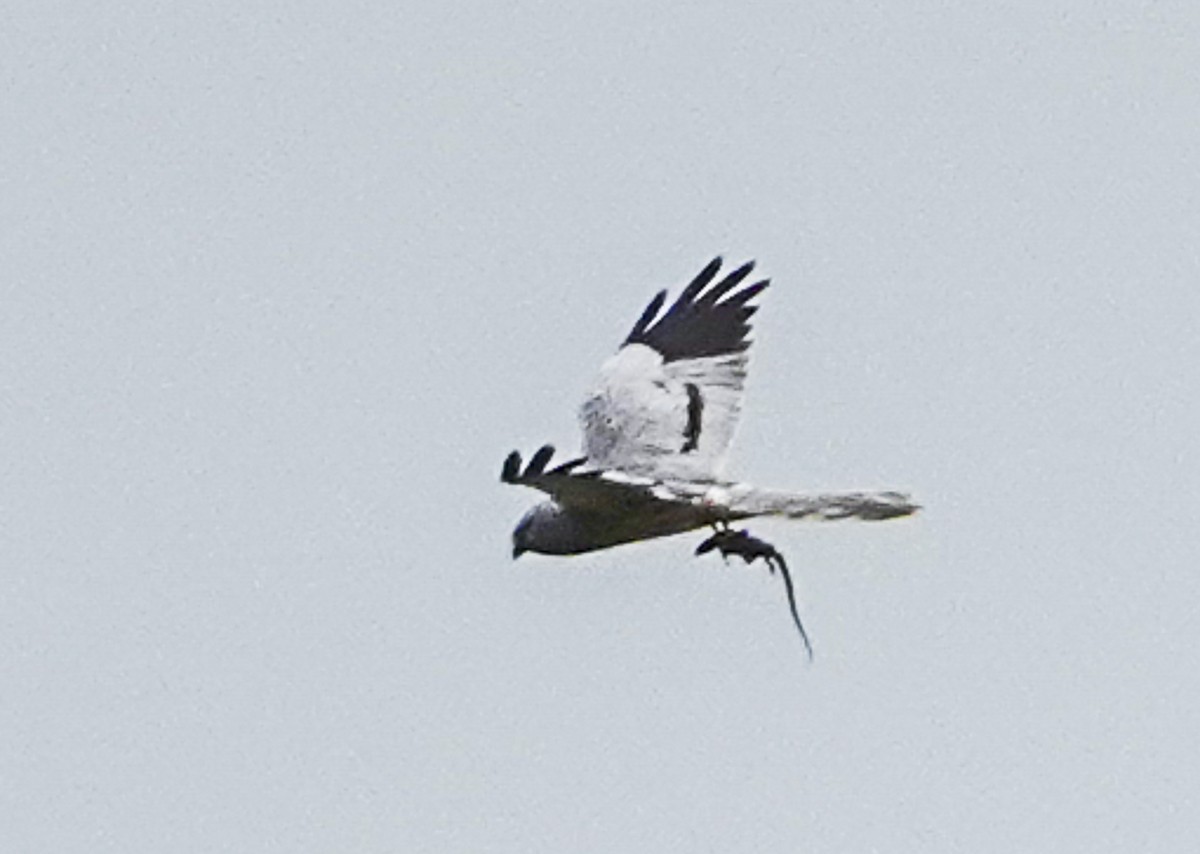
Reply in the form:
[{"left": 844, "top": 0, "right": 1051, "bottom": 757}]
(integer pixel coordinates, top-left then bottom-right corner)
[{"left": 4, "top": 2, "right": 1198, "bottom": 851}]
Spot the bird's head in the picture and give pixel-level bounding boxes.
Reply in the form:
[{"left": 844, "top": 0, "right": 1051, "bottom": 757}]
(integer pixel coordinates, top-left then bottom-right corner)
[
  {"left": 511, "top": 501, "right": 578, "bottom": 558},
  {"left": 511, "top": 509, "right": 535, "bottom": 559}
]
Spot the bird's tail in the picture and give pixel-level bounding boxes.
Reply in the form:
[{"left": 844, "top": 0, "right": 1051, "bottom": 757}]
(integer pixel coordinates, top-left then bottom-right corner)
[{"left": 717, "top": 485, "right": 920, "bottom": 522}]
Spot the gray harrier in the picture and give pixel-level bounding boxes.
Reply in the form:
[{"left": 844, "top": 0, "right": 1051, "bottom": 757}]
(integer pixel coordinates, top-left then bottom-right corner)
[{"left": 501, "top": 258, "right": 918, "bottom": 657}]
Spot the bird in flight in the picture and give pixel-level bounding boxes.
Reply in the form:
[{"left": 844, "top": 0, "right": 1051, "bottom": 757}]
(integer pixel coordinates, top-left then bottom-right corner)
[{"left": 501, "top": 257, "right": 918, "bottom": 658}]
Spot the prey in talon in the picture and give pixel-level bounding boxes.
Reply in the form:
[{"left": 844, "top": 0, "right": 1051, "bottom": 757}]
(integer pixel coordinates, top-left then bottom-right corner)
[{"left": 696, "top": 527, "right": 814, "bottom": 660}]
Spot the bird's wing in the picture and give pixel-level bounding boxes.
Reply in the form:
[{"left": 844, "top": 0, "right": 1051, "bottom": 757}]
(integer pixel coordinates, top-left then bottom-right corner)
[
  {"left": 579, "top": 257, "right": 768, "bottom": 481},
  {"left": 500, "top": 445, "right": 697, "bottom": 512},
  {"left": 502, "top": 447, "right": 920, "bottom": 523}
]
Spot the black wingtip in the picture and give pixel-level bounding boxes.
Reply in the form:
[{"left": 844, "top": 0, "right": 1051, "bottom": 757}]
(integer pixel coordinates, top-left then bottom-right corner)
[
  {"left": 698, "top": 260, "right": 756, "bottom": 306},
  {"left": 679, "top": 256, "right": 723, "bottom": 302},
  {"left": 526, "top": 444, "right": 555, "bottom": 477},
  {"left": 722, "top": 279, "right": 770, "bottom": 307},
  {"left": 501, "top": 451, "right": 522, "bottom": 483},
  {"left": 622, "top": 258, "right": 769, "bottom": 363},
  {"left": 626, "top": 290, "right": 667, "bottom": 343}
]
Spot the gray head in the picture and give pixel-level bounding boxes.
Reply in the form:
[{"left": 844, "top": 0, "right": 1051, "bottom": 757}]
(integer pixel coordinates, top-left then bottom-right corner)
[{"left": 512, "top": 501, "right": 586, "bottom": 558}]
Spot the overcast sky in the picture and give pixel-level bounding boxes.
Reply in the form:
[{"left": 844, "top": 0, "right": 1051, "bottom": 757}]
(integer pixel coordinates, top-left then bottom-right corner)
[{"left": 4, "top": 2, "right": 1199, "bottom": 851}]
